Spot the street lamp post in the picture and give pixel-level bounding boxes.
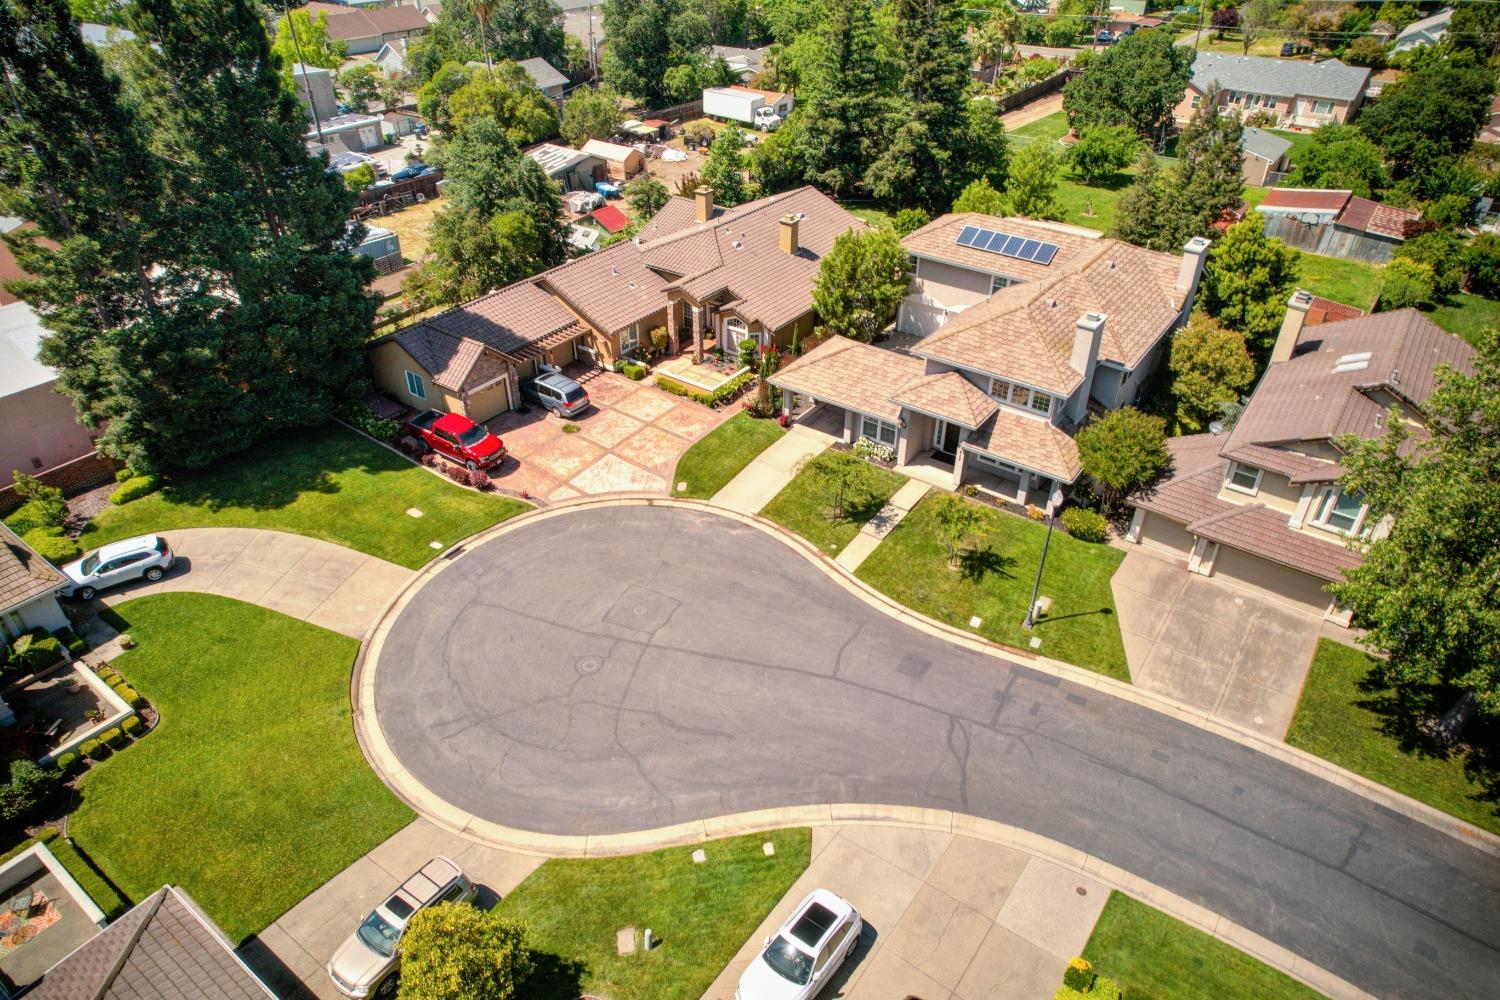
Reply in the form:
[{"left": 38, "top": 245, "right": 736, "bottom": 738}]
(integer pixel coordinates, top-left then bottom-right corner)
[{"left": 1022, "top": 485, "right": 1065, "bottom": 630}]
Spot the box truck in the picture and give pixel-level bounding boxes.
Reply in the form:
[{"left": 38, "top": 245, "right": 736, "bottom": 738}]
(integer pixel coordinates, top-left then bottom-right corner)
[{"left": 702, "top": 86, "right": 794, "bottom": 131}]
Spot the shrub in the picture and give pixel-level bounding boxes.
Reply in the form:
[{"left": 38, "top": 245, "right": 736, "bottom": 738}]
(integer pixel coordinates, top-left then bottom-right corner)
[
  {"left": 55, "top": 752, "right": 79, "bottom": 774},
  {"left": 1378, "top": 258, "right": 1436, "bottom": 310},
  {"left": 24, "top": 527, "right": 80, "bottom": 565},
  {"left": 649, "top": 326, "right": 668, "bottom": 353},
  {"left": 1062, "top": 957, "right": 1095, "bottom": 992},
  {"left": 10, "top": 474, "right": 66, "bottom": 528},
  {"left": 51, "top": 628, "right": 86, "bottom": 658},
  {"left": 7, "top": 496, "right": 67, "bottom": 536},
  {"left": 853, "top": 437, "right": 896, "bottom": 463},
  {"left": 1060, "top": 507, "right": 1108, "bottom": 542},
  {"left": 1053, "top": 988, "right": 1089, "bottom": 1000},
  {"left": 466, "top": 467, "right": 491, "bottom": 491},
  {"left": 562, "top": 423, "right": 580, "bottom": 434},
  {"left": 1075, "top": 407, "right": 1168, "bottom": 510},
  {"left": 441, "top": 462, "right": 469, "bottom": 484},
  {"left": 116, "top": 685, "right": 144, "bottom": 708},
  {"left": 339, "top": 401, "right": 401, "bottom": 441},
  {"left": 7, "top": 634, "right": 62, "bottom": 673},
  {"left": 101, "top": 727, "right": 125, "bottom": 749},
  {"left": 1090, "top": 975, "right": 1122, "bottom": 1000},
  {"left": 109, "top": 474, "right": 162, "bottom": 505},
  {"left": 114, "top": 467, "right": 136, "bottom": 482},
  {"left": 80, "top": 739, "right": 106, "bottom": 761},
  {"left": 122, "top": 716, "right": 142, "bottom": 736},
  {"left": 0, "top": 760, "right": 61, "bottom": 823},
  {"left": 96, "top": 666, "right": 120, "bottom": 683},
  {"left": 622, "top": 362, "right": 646, "bottom": 381}
]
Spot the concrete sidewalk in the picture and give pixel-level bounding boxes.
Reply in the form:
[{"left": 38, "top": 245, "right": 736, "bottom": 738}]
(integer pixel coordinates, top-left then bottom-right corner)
[
  {"left": 702, "top": 825, "right": 1105, "bottom": 1000},
  {"left": 835, "top": 479, "right": 930, "bottom": 572},
  {"left": 99, "top": 527, "right": 412, "bottom": 639},
  {"left": 710, "top": 422, "right": 840, "bottom": 514}
]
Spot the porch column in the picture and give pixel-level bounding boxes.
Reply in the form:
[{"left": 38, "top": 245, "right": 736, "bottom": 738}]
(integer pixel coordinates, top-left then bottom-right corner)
[
  {"left": 506, "top": 363, "right": 520, "bottom": 409},
  {"left": 950, "top": 447, "right": 969, "bottom": 489},
  {"left": 667, "top": 299, "right": 682, "bottom": 355},
  {"left": 1125, "top": 507, "right": 1145, "bottom": 543},
  {"left": 691, "top": 305, "right": 704, "bottom": 364},
  {"left": 1016, "top": 475, "right": 1030, "bottom": 508}
]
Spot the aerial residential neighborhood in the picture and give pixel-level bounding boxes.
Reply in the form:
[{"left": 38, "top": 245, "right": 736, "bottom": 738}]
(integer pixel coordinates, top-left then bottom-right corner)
[{"left": 0, "top": 0, "right": 1496, "bottom": 999}]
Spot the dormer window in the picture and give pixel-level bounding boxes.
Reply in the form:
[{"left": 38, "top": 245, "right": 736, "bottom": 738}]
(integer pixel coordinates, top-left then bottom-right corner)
[
  {"left": 1311, "top": 486, "right": 1365, "bottom": 535},
  {"left": 1226, "top": 462, "right": 1262, "bottom": 495}
]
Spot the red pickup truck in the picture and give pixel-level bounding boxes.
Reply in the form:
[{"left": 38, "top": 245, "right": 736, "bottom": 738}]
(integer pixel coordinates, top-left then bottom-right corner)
[{"left": 406, "top": 410, "right": 507, "bottom": 470}]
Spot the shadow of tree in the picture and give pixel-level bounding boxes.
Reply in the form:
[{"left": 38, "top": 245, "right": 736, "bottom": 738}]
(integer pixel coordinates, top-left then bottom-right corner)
[
  {"left": 520, "top": 950, "right": 588, "bottom": 1000},
  {"left": 1355, "top": 672, "right": 1500, "bottom": 812},
  {"left": 958, "top": 546, "right": 1016, "bottom": 583}
]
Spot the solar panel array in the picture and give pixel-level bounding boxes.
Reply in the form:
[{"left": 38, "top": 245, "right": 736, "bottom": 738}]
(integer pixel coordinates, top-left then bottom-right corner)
[{"left": 955, "top": 224, "right": 1060, "bottom": 266}]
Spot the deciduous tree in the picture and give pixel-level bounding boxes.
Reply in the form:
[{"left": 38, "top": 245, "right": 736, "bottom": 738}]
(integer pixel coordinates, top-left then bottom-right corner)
[
  {"left": 269, "top": 8, "right": 344, "bottom": 72},
  {"left": 812, "top": 227, "right": 909, "bottom": 342},
  {"left": 1003, "top": 140, "right": 1063, "bottom": 220},
  {"left": 701, "top": 123, "right": 749, "bottom": 206},
  {"left": 403, "top": 208, "right": 545, "bottom": 308},
  {"left": 625, "top": 174, "right": 670, "bottom": 218},
  {"left": 560, "top": 84, "right": 625, "bottom": 145},
  {"left": 1284, "top": 123, "right": 1388, "bottom": 198},
  {"left": 801, "top": 449, "right": 876, "bottom": 520},
  {"left": 397, "top": 904, "right": 531, "bottom": 1000},
  {"left": 1198, "top": 214, "right": 1300, "bottom": 352},
  {"left": 952, "top": 177, "right": 1006, "bottom": 215},
  {"left": 1062, "top": 30, "right": 1194, "bottom": 142},
  {"left": 436, "top": 114, "right": 570, "bottom": 265},
  {"left": 1358, "top": 54, "right": 1496, "bottom": 180},
  {"left": 1075, "top": 408, "right": 1169, "bottom": 510},
  {"left": 1167, "top": 313, "right": 1256, "bottom": 432},
  {"left": 337, "top": 64, "right": 382, "bottom": 113},
  {"left": 935, "top": 494, "right": 983, "bottom": 567},
  {"left": 448, "top": 62, "right": 558, "bottom": 145},
  {"left": 1067, "top": 124, "right": 1140, "bottom": 184}
]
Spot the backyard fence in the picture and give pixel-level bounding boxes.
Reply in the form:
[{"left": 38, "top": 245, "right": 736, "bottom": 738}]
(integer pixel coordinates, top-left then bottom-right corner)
[{"left": 0, "top": 452, "right": 120, "bottom": 516}]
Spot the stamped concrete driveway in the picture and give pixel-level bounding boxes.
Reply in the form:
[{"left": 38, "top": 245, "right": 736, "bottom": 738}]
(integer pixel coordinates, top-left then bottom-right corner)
[
  {"left": 484, "top": 371, "right": 729, "bottom": 501},
  {"left": 372, "top": 506, "right": 1499, "bottom": 1000},
  {"left": 1111, "top": 548, "right": 1322, "bottom": 737}
]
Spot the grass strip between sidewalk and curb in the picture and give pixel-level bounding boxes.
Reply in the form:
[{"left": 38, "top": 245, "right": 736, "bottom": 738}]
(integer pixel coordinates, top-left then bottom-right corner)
[
  {"left": 1287, "top": 639, "right": 1499, "bottom": 837},
  {"left": 80, "top": 423, "right": 529, "bottom": 569},
  {"left": 497, "top": 828, "right": 811, "bottom": 1000},
  {"left": 69, "top": 593, "right": 414, "bottom": 943},
  {"left": 672, "top": 412, "right": 786, "bottom": 499}
]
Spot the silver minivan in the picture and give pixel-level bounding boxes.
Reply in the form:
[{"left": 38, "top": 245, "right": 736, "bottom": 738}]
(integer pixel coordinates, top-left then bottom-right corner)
[
  {"left": 60, "top": 535, "right": 174, "bottom": 601},
  {"left": 327, "top": 857, "right": 475, "bottom": 998}
]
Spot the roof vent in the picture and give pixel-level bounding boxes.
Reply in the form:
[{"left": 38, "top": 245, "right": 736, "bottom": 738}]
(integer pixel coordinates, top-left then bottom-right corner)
[
  {"left": 1390, "top": 368, "right": 1401, "bottom": 385},
  {"left": 731, "top": 240, "right": 742, "bottom": 249},
  {"left": 1108, "top": 260, "right": 1116, "bottom": 270},
  {"left": 1332, "top": 351, "right": 1373, "bottom": 373},
  {"left": 628, "top": 281, "right": 637, "bottom": 289},
  {"left": 610, "top": 266, "right": 619, "bottom": 277}
]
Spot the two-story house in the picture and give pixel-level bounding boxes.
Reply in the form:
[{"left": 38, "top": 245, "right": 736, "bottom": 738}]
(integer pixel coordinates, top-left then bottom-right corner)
[
  {"left": 1174, "top": 53, "right": 1371, "bottom": 129},
  {"left": 770, "top": 214, "right": 1210, "bottom": 505},
  {"left": 1124, "top": 293, "right": 1477, "bottom": 623}
]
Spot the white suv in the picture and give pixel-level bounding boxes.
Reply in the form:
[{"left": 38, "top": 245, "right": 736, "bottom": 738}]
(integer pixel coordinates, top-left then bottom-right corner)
[
  {"left": 737, "top": 889, "right": 861, "bottom": 999},
  {"left": 60, "top": 535, "right": 174, "bottom": 601}
]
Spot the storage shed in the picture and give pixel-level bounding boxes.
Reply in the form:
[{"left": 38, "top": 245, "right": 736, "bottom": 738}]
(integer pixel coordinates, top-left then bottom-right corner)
[{"left": 581, "top": 139, "right": 645, "bottom": 180}]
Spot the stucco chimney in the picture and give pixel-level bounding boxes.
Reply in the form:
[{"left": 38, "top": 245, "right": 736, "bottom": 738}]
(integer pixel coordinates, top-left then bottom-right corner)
[
  {"left": 1068, "top": 312, "right": 1107, "bottom": 424},
  {"left": 1273, "top": 289, "right": 1314, "bottom": 364},
  {"left": 779, "top": 213, "right": 801, "bottom": 255},
  {"left": 694, "top": 185, "right": 714, "bottom": 223},
  {"left": 1175, "top": 236, "right": 1211, "bottom": 314}
]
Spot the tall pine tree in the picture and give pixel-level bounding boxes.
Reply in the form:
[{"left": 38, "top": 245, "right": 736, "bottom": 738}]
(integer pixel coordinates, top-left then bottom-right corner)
[
  {"left": 797, "top": 0, "right": 898, "bottom": 197},
  {"left": 1172, "top": 86, "right": 1244, "bottom": 239},
  {"left": 865, "top": 0, "right": 973, "bottom": 212}
]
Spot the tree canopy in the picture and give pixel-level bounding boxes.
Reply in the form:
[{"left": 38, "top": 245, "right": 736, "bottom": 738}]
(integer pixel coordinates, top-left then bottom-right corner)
[
  {"left": 447, "top": 61, "right": 558, "bottom": 144},
  {"left": 812, "top": 227, "right": 909, "bottom": 342},
  {"left": 601, "top": 0, "right": 712, "bottom": 103},
  {"left": 560, "top": 84, "right": 625, "bottom": 146},
  {"left": 397, "top": 904, "right": 532, "bottom": 1000},
  {"left": 407, "top": 0, "right": 565, "bottom": 83},
  {"left": 1167, "top": 313, "right": 1256, "bottom": 433},
  {"left": 434, "top": 114, "right": 569, "bottom": 264},
  {"left": 1284, "top": 123, "right": 1388, "bottom": 198},
  {"left": 700, "top": 124, "right": 749, "bottom": 206},
  {"left": 1198, "top": 215, "right": 1301, "bottom": 353},
  {"left": 1003, "top": 140, "right": 1062, "bottom": 221},
  {"left": 269, "top": 8, "right": 344, "bottom": 72},
  {"left": 1358, "top": 53, "right": 1496, "bottom": 183},
  {"left": 1076, "top": 407, "right": 1169, "bottom": 510},
  {"left": 1062, "top": 30, "right": 1194, "bottom": 141}
]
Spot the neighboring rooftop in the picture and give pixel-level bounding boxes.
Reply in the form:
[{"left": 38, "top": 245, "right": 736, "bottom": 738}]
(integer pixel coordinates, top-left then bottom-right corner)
[
  {"left": 902, "top": 213, "right": 1101, "bottom": 283},
  {"left": 526, "top": 142, "right": 592, "bottom": 175},
  {"left": 0, "top": 301, "right": 54, "bottom": 397},
  {"left": 1241, "top": 126, "right": 1293, "bottom": 163},
  {"left": 518, "top": 56, "right": 569, "bottom": 92},
  {"left": 320, "top": 4, "right": 430, "bottom": 41},
  {"left": 1189, "top": 53, "right": 1371, "bottom": 101},
  {"left": 1255, "top": 188, "right": 1420, "bottom": 240},
  {"left": 0, "top": 523, "right": 68, "bottom": 620},
  {"left": 590, "top": 204, "right": 630, "bottom": 234}
]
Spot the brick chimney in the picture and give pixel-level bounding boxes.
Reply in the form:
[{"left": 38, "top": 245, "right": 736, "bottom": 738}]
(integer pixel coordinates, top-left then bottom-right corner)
[
  {"left": 1273, "top": 289, "right": 1313, "bottom": 364},
  {"left": 1175, "top": 236, "right": 1211, "bottom": 315},
  {"left": 1068, "top": 312, "right": 1106, "bottom": 424},
  {"left": 694, "top": 185, "right": 714, "bottom": 223},
  {"left": 779, "top": 213, "right": 801, "bottom": 255}
]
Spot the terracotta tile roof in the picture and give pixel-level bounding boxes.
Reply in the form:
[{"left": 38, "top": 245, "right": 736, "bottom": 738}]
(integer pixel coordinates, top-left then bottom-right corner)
[
  {"left": 322, "top": 6, "right": 429, "bottom": 40},
  {"left": 1335, "top": 196, "right": 1420, "bottom": 240},
  {"left": 541, "top": 241, "right": 672, "bottom": 333},
  {"left": 890, "top": 371, "right": 998, "bottom": 429},
  {"left": 394, "top": 325, "right": 482, "bottom": 392},
  {"left": 963, "top": 408, "right": 1082, "bottom": 482},
  {"left": 425, "top": 279, "right": 586, "bottom": 356},
  {"left": 901, "top": 213, "right": 1100, "bottom": 284},
  {"left": 1257, "top": 188, "right": 1352, "bottom": 213},
  {"left": 637, "top": 196, "right": 716, "bottom": 242},
  {"left": 912, "top": 240, "right": 1184, "bottom": 393},
  {"left": 1221, "top": 442, "right": 1333, "bottom": 482},
  {"left": 0, "top": 523, "right": 66, "bottom": 614},
  {"left": 28, "top": 886, "right": 275, "bottom": 1000},
  {"left": 1226, "top": 309, "right": 1476, "bottom": 457},
  {"left": 1304, "top": 295, "right": 1364, "bottom": 327},
  {"left": 770, "top": 336, "right": 924, "bottom": 422}
]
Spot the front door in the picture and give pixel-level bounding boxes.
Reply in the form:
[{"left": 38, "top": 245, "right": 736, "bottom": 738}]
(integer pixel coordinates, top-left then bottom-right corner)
[{"left": 933, "top": 420, "right": 961, "bottom": 458}]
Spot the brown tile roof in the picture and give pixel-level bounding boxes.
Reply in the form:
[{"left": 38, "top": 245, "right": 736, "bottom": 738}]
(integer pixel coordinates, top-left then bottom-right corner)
[
  {"left": 1304, "top": 295, "right": 1364, "bottom": 327},
  {"left": 1221, "top": 442, "right": 1333, "bottom": 482},
  {"left": 912, "top": 240, "right": 1184, "bottom": 393},
  {"left": 901, "top": 213, "right": 1101, "bottom": 284},
  {"left": 770, "top": 336, "right": 924, "bottom": 422},
  {"left": 890, "top": 371, "right": 998, "bottom": 429},
  {"left": 28, "top": 886, "right": 274, "bottom": 1000},
  {"left": 636, "top": 196, "right": 716, "bottom": 243},
  {"left": 1225, "top": 309, "right": 1476, "bottom": 458},
  {"left": 1257, "top": 188, "right": 1352, "bottom": 213},
  {"left": 394, "top": 325, "right": 484, "bottom": 392},
  {"left": 424, "top": 281, "right": 582, "bottom": 356},
  {"left": 1334, "top": 196, "right": 1420, "bottom": 240},
  {"left": 0, "top": 523, "right": 66, "bottom": 614},
  {"left": 963, "top": 408, "right": 1082, "bottom": 481},
  {"left": 541, "top": 241, "right": 672, "bottom": 333},
  {"left": 323, "top": 6, "right": 428, "bottom": 40}
]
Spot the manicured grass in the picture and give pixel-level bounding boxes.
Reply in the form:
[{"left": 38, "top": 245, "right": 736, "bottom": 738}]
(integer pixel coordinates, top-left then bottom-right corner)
[
  {"left": 497, "top": 828, "right": 812, "bottom": 1000},
  {"left": 1427, "top": 293, "right": 1500, "bottom": 348},
  {"left": 760, "top": 450, "right": 908, "bottom": 555},
  {"left": 1295, "top": 253, "right": 1383, "bottom": 311},
  {"left": 844, "top": 204, "right": 895, "bottom": 228},
  {"left": 1267, "top": 128, "right": 1321, "bottom": 169},
  {"left": 1286, "top": 639, "right": 1499, "bottom": 835},
  {"left": 79, "top": 423, "right": 528, "bottom": 569},
  {"left": 69, "top": 594, "right": 415, "bottom": 942},
  {"left": 856, "top": 495, "right": 1129, "bottom": 679},
  {"left": 1083, "top": 891, "right": 1324, "bottom": 1000},
  {"left": 1012, "top": 111, "right": 1071, "bottom": 144},
  {"left": 672, "top": 412, "right": 786, "bottom": 499}
]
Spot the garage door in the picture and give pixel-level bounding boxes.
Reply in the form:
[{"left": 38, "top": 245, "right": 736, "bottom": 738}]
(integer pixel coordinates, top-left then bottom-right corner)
[
  {"left": 1136, "top": 511, "right": 1195, "bottom": 562},
  {"left": 466, "top": 380, "right": 512, "bottom": 422},
  {"left": 1209, "top": 546, "right": 1334, "bottom": 617}
]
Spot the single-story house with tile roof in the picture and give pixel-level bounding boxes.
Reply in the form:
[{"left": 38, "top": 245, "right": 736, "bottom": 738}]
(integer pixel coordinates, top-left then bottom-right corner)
[
  {"left": 770, "top": 213, "right": 1211, "bottom": 504},
  {"left": 1124, "top": 295, "right": 1475, "bottom": 622},
  {"left": 1393, "top": 7, "right": 1452, "bottom": 50},
  {"left": 1176, "top": 53, "right": 1371, "bottom": 128},
  {"left": 25, "top": 885, "right": 276, "bottom": 1000},
  {"left": 581, "top": 139, "right": 645, "bottom": 180},
  {"left": 368, "top": 185, "right": 865, "bottom": 418},
  {"left": 0, "top": 523, "right": 69, "bottom": 645},
  {"left": 318, "top": 4, "right": 430, "bottom": 54},
  {"left": 519, "top": 57, "right": 570, "bottom": 101},
  {"left": 1255, "top": 188, "right": 1420, "bottom": 263},
  {"left": 1239, "top": 127, "right": 1293, "bottom": 187},
  {"left": 526, "top": 142, "right": 607, "bottom": 192}
]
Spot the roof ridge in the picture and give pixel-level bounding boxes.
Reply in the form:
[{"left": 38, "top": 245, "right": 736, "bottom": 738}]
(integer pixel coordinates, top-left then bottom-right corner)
[
  {"left": 638, "top": 185, "right": 822, "bottom": 256},
  {"left": 1188, "top": 501, "right": 1263, "bottom": 532}
]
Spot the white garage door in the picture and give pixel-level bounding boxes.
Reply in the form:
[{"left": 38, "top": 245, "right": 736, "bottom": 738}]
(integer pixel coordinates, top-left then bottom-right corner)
[
  {"left": 1210, "top": 546, "right": 1335, "bottom": 617},
  {"left": 1137, "top": 511, "right": 1195, "bottom": 562}
]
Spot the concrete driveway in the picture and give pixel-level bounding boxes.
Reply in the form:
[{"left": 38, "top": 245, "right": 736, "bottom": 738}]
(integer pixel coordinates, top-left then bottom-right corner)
[
  {"left": 369, "top": 505, "right": 1500, "bottom": 1000},
  {"left": 1110, "top": 548, "right": 1322, "bottom": 736},
  {"left": 484, "top": 371, "right": 729, "bottom": 501}
]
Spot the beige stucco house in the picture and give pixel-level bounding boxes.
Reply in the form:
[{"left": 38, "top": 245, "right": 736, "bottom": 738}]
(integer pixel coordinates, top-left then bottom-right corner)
[
  {"left": 1125, "top": 296, "right": 1476, "bottom": 623},
  {"left": 771, "top": 214, "right": 1210, "bottom": 505},
  {"left": 1174, "top": 53, "right": 1371, "bottom": 129}
]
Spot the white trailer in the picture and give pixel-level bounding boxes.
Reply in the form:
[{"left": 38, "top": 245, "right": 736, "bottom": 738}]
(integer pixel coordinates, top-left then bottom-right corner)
[{"left": 702, "top": 86, "right": 793, "bottom": 131}]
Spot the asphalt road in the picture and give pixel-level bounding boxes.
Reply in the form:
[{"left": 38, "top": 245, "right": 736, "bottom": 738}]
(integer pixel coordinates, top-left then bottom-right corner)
[{"left": 375, "top": 506, "right": 1500, "bottom": 999}]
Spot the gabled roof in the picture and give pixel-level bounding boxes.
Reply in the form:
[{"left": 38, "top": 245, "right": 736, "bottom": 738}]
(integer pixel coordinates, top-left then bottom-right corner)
[
  {"left": 963, "top": 408, "right": 1082, "bottom": 482},
  {"left": 518, "top": 57, "right": 569, "bottom": 91},
  {"left": 423, "top": 280, "right": 586, "bottom": 358},
  {"left": 901, "top": 213, "right": 1100, "bottom": 284},
  {"left": 770, "top": 336, "right": 925, "bottom": 422},
  {"left": 1395, "top": 6, "right": 1452, "bottom": 43},
  {"left": 26, "top": 886, "right": 275, "bottom": 1000},
  {"left": 0, "top": 522, "right": 67, "bottom": 615},
  {"left": 581, "top": 139, "right": 639, "bottom": 162},
  {"left": 636, "top": 196, "right": 716, "bottom": 242},
  {"left": 1240, "top": 127, "right": 1292, "bottom": 163},
  {"left": 590, "top": 204, "right": 630, "bottom": 234},
  {"left": 394, "top": 325, "right": 486, "bottom": 392},
  {"left": 890, "top": 371, "right": 998, "bottom": 429},
  {"left": 912, "top": 239, "right": 1184, "bottom": 393},
  {"left": 540, "top": 240, "right": 672, "bottom": 333},
  {"left": 1189, "top": 53, "right": 1371, "bottom": 101},
  {"left": 322, "top": 5, "right": 429, "bottom": 40},
  {"left": 526, "top": 143, "right": 593, "bottom": 176},
  {"left": 1334, "top": 196, "right": 1420, "bottom": 240}
]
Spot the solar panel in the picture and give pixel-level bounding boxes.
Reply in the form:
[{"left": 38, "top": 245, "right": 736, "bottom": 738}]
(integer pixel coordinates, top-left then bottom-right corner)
[{"left": 953, "top": 225, "right": 1061, "bottom": 266}]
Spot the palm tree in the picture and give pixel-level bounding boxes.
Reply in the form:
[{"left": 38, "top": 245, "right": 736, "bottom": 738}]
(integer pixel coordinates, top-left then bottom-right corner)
[
  {"left": 472, "top": 0, "right": 493, "bottom": 70},
  {"left": 974, "top": 9, "right": 1017, "bottom": 84}
]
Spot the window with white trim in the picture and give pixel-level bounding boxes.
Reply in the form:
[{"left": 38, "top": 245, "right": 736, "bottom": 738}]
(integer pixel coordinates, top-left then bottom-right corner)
[
  {"left": 621, "top": 323, "right": 640, "bottom": 352},
  {"left": 1010, "top": 384, "right": 1031, "bottom": 407},
  {"left": 1226, "top": 462, "right": 1261, "bottom": 495},
  {"left": 1310, "top": 486, "right": 1364, "bottom": 535},
  {"left": 860, "top": 415, "right": 898, "bottom": 448},
  {"left": 990, "top": 274, "right": 1012, "bottom": 295},
  {"left": 404, "top": 370, "right": 426, "bottom": 400},
  {"left": 1029, "top": 392, "right": 1052, "bottom": 415},
  {"left": 1190, "top": 95, "right": 1201, "bottom": 109},
  {"left": 1312, "top": 99, "right": 1334, "bottom": 115},
  {"left": 988, "top": 377, "right": 1051, "bottom": 414},
  {"left": 989, "top": 377, "right": 1012, "bottom": 400}
]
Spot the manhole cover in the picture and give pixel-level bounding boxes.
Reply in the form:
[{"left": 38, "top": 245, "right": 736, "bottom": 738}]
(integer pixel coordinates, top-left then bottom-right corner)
[{"left": 576, "top": 656, "right": 603, "bottom": 676}]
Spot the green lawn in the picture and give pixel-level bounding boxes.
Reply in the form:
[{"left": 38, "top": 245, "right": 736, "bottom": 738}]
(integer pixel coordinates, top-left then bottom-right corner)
[
  {"left": 672, "top": 412, "right": 786, "bottom": 499},
  {"left": 760, "top": 450, "right": 908, "bottom": 555},
  {"left": 70, "top": 594, "right": 415, "bottom": 942},
  {"left": 1286, "top": 639, "right": 1499, "bottom": 835},
  {"left": 1295, "top": 254, "right": 1384, "bottom": 312},
  {"left": 497, "top": 828, "right": 811, "bottom": 1000},
  {"left": 1427, "top": 293, "right": 1500, "bottom": 348},
  {"left": 79, "top": 423, "right": 528, "bottom": 569},
  {"left": 844, "top": 204, "right": 894, "bottom": 228},
  {"left": 856, "top": 495, "right": 1129, "bottom": 679},
  {"left": 1083, "top": 891, "right": 1324, "bottom": 1000},
  {"left": 1012, "top": 111, "right": 1071, "bottom": 144},
  {"left": 1267, "top": 128, "right": 1321, "bottom": 169}
]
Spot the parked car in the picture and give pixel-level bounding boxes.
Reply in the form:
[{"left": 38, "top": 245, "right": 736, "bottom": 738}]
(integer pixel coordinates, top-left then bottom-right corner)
[
  {"left": 327, "top": 857, "right": 475, "bottom": 999},
  {"left": 737, "top": 890, "right": 861, "bottom": 1000},
  {"left": 406, "top": 410, "right": 506, "bottom": 469},
  {"left": 520, "top": 369, "right": 591, "bottom": 418},
  {"left": 1095, "top": 29, "right": 1116, "bottom": 43},
  {"left": 60, "top": 536, "right": 174, "bottom": 601},
  {"left": 392, "top": 162, "right": 427, "bottom": 181}
]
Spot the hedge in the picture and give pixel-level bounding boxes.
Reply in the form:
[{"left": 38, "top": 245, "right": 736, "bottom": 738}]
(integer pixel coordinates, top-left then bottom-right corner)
[
  {"left": 122, "top": 716, "right": 142, "bottom": 737},
  {"left": 109, "top": 474, "right": 162, "bottom": 505},
  {"left": 55, "top": 752, "right": 80, "bottom": 774},
  {"left": 101, "top": 727, "right": 126, "bottom": 749},
  {"left": 1060, "top": 507, "right": 1108, "bottom": 543},
  {"left": 52, "top": 627, "right": 87, "bottom": 658},
  {"left": 622, "top": 362, "right": 647, "bottom": 381},
  {"left": 655, "top": 370, "right": 755, "bottom": 407},
  {"left": 80, "top": 739, "right": 106, "bottom": 761},
  {"left": 24, "top": 527, "right": 81, "bottom": 564}
]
